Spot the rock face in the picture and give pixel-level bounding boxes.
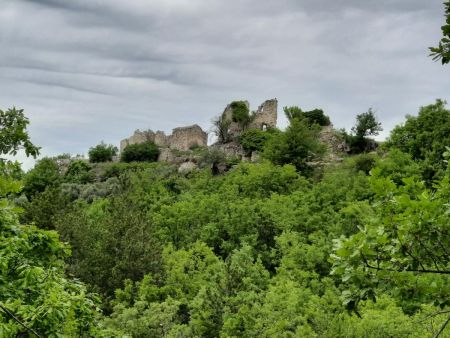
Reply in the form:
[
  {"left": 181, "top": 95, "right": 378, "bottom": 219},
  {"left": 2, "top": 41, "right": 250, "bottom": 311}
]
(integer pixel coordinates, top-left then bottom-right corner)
[
  {"left": 318, "top": 125, "right": 349, "bottom": 162},
  {"left": 178, "top": 161, "right": 198, "bottom": 174},
  {"left": 120, "top": 124, "right": 207, "bottom": 153}
]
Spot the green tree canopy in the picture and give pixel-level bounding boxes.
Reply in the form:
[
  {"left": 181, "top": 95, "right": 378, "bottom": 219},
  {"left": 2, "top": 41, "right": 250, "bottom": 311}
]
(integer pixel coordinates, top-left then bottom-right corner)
[
  {"left": 284, "top": 106, "right": 331, "bottom": 126},
  {"left": 351, "top": 108, "right": 382, "bottom": 138},
  {"left": 88, "top": 142, "right": 118, "bottom": 163},
  {"left": 387, "top": 99, "right": 450, "bottom": 182},
  {"left": 264, "top": 118, "right": 325, "bottom": 175},
  {"left": 121, "top": 142, "right": 160, "bottom": 163},
  {"left": 23, "top": 158, "right": 61, "bottom": 198},
  {"left": 430, "top": 1, "right": 450, "bottom": 64}
]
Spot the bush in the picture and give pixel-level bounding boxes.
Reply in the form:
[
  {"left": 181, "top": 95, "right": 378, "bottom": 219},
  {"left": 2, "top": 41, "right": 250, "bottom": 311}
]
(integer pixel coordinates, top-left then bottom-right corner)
[
  {"left": 284, "top": 106, "right": 331, "bottom": 126},
  {"left": 121, "top": 142, "right": 160, "bottom": 163},
  {"left": 386, "top": 99, "right": 450, "bottom": 183},
  {"left": 88, "top": 142, "right": 118, "bottom": 163},
  {"left": 23, "top": 157, "right": 61, "bottom": 198},
  {"left": 64, "top": 160, "right": 94, "bottom": 184},
  {"left": 303, "top": 109, "right": 331, "bottom": 126},
  {"left": 230, "top": 101, "right": 251, "bottom": 128},
  {"left": 263, "top": 119, "right": 325, "bottom": 176},
  {"left": 239, "top": 128, "right": 271, "bottom": 155},
  {"left": 351, "top": 153, "right": 378, "bottom": 175}
]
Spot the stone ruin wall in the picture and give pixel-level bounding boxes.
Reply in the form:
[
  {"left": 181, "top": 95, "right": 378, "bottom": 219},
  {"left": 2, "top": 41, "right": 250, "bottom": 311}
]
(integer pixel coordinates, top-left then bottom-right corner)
[
  {"left": 249, "top": 99, "right": 278, "bottom": 130},
  {"left": 119, "top": 99, "right": 277, "bottom": 165},
  {"left": 168, "top": 125, "right": 208, "bottom": 151},
  {"left": 120, "top": 124, "right": 208, "bottom": 153},
  {"left": 221, "top": 99, "right": 278, "bottom": 138}
]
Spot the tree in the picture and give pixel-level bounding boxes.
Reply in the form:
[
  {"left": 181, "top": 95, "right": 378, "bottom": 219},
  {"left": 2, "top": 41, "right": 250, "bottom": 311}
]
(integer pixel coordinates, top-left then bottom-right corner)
[
  {"left": 284, "top": 106, "right": 331, "bottom": 126},
  {"left": 0, "top": 108, "right": 106, "bottom": 336},
  {"left": 23, "top": 157, "right": 61, "bottom": 198},
  {"left": 343, "top": 108, "right": 382, "bottom": 154},
  {"left": 239, "top": 128, "right": 271, "bottom": 155},
  {"left": 64, "top": 159, "right": 94, "bottom": 184},
  {"left": 430, "top": 1, "right": 450, "bottom": 64},
  {"left": 351, "top": 108, "right": 382, "bottom": 138},
  {"left": 0, "top": 107, "right": 40, "bottom": 159},
  {"left": 212, "top": 114, "right": 231, "bottom": 144},
  {"left": 284, "top": 106, "right": 303, "bottom": 123},
  {"left": 0, "top": 185, "right": 102, "bottom": 336},
  {"left": 263, "top": 119, "right": 325, "bottom": 175},
  {"left": 88, "top": 142, "right": 118, "bottom": 163},
  {"left": 121, "top": 142, "right": 160, "bottom": 162},
  {"left": 387, "top": 99, "right": 450, "bottom": 183},
  {"left": 331, "top": 163, "right": 450, "bottom": 331}
]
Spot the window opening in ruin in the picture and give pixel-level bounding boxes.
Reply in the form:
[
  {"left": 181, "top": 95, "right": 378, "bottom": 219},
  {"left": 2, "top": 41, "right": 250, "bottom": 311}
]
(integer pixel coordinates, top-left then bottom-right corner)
[{"left": 262, "top": 124, "right": 267, "bottom": 131}]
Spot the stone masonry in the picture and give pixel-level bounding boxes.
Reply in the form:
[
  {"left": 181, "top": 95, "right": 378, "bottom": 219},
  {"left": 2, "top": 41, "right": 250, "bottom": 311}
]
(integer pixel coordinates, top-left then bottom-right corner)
[
  {"left": 120, "top": 124, "right": 207, "bottom": 152},
  {"left": 119, "top": 99, "right": 278, "bottom": 164},
  {"left": 249, "top": 99, "right": 278, "bottom": 130},
  {"left": 221, "top": 99, "right": 278, "bottom": 140}
]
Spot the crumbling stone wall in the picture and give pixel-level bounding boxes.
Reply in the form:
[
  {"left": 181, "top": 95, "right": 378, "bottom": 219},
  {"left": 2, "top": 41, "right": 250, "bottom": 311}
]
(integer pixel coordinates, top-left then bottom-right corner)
[
  {"left": 120, "top": 130, "right": 156, "bottom": 151},
  {"left": 249, "top": 99, "right": 278, "bottom": 130},
  {"left": 120, "top": 124, "right": 207, "bottom": 153},
  {"left": 220, "top": 99, "right": 278, "bottom": 141},
  {"left": 169, "top": 125, "right": 208, "bottom": 150}
]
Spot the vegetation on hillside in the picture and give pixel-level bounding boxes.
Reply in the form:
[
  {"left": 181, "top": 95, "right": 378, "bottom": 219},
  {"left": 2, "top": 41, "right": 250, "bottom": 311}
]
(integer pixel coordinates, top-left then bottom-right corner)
[{"left": 1, "top": 101, "right": 449, "bottom": 337}]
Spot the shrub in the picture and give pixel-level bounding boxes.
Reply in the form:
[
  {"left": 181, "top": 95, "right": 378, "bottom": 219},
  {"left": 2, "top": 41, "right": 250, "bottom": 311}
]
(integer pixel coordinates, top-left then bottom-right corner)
[
  {"left": 303, "top": 109, "right": 331, "bottom": 126},
  {"left": 351, "top": 153, "right": 378, "bottom": 175},
  {"left": 88, "top": 142, "right": 118, "bottom": 163},
  {"left": 239, "top": 128, "right": 271, "bottom": 155},
  {"left": 121, "top": 142, "right": 160, "bottom": 163},
  {"left": 23, "top": 157, "right": 61, "bottom": 198},
  {"left": 386, "top": 99, "right": 450, "bottom": 183},
  {"left": 263, "top": 119, "right": 325, "bottom": 176},
  {"left": 64, "top": 160, "right": 94, "bottom": 184},
  {"left": 230, "top": 101, "right": 251, "bottom": 128},
  {"left": 284, "top": 106, "right": 331, "bottom": 126}
]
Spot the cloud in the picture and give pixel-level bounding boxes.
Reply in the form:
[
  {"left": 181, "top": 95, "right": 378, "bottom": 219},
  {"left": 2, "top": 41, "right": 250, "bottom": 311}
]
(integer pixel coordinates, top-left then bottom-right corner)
[{"left": 0, "top": 0, "right": 449, "bottom": 169}]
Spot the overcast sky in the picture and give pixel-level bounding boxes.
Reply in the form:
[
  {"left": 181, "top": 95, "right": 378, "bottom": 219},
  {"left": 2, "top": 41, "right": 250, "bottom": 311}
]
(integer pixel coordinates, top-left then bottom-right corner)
[{"left": 1, "top": 0, "right": 449, "bottom": 169}]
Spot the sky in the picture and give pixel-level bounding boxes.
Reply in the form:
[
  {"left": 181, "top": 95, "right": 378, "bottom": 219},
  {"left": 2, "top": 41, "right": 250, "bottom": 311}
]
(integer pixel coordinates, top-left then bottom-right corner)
[{"left": 0, "top": 0, "right": 449, "bottom": 169}]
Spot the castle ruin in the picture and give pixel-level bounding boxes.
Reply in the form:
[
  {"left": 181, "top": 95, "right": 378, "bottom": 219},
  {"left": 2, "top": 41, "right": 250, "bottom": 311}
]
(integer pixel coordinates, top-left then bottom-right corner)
[
  {"left": 120, "top": 124, "right": 208, "bottom": 153},
  {"left": 119, "top": 99, "right": 278, "bottom": 165}
]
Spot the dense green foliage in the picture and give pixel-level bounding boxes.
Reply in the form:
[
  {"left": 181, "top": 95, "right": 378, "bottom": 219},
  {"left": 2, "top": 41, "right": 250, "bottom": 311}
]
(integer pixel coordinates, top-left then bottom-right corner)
[
  {"left": 230, "top": 101, "right": 251, "bottom": 128},
  {"left": 239, "top": 128, "right": 272, "bottom": 155},
  {"left": 351, "top": 108, "right": 382, "bottom": 138},
  {"left": 430, "top": 1, "right": 450, "bottom": 64},
  {"left": 0, "top": 107, "right": 40, "bottom": 159},
  {"left": 121, "top": 141, "right": 160, "bottom": 163},
  {"left": 88, "top": 142, "right": 118, "bottom": 163},
  {"left": 387, "top": 99, "right": 450, "bottom": 183},
  {"left": 284, "top": 106, "right": 331, "bottom": 126},
  {"left": 0, "top": 110, "right": 104, "bottom": 337},
  {"left": 263, "top": 118, "right": 325, "bottom": 175},
  {"left": 3, "top": 102, "right": 450, "bottom": 337},
  {"left": 340, "top": 108, "right": 382, "bottom": 154},
  {"left": 22, "top": 158, "right": 61, "bottom": 198},
  {"left": 0, "top": 187, "right": 102, "bottom": 336}
]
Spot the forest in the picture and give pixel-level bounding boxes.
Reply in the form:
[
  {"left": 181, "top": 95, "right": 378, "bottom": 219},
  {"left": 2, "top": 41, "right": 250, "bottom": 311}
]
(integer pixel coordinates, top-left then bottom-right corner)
[{"left": 0, "top": 97, "right": 449, "bottom": 337}]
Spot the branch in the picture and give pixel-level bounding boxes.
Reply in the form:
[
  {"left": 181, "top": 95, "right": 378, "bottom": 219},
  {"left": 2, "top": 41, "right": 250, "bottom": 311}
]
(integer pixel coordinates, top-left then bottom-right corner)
[
  {"left": 0, "top": 303, "right": 41, "bottom": 338},
  {"left": 418, "top": 310, "right": 450, "bottom": 323},
  {"left": 360, "top": 253, "right": 450, "bottom": 275},
  {"left": 434, "top": 315, "right": 450, "bottom": 338}
]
